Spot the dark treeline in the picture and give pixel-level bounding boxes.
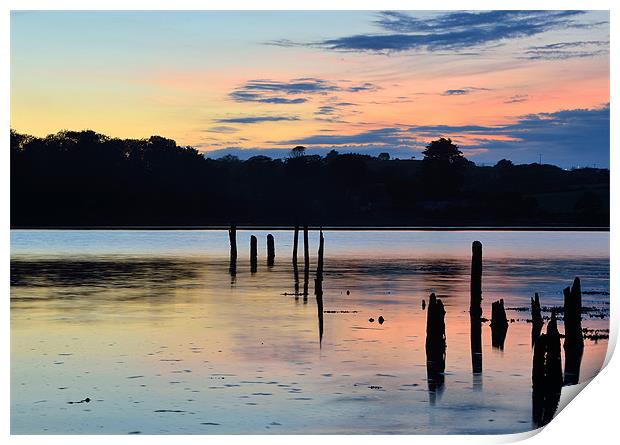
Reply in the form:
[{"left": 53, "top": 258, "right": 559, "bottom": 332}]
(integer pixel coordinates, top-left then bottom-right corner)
[{"left": 11, "top": 130, "right": 609, "bottom": 227}]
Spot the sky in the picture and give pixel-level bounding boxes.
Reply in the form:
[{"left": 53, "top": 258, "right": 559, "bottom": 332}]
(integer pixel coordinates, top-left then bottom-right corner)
[{"left": 10, "top": 10, "right": 610, "bottom": 167}]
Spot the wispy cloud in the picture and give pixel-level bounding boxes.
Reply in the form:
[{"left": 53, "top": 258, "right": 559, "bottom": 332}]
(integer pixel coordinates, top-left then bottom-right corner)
[
  {"left": 229, "top": 78, "right": 379, "bottom": 104},
  {"left": 214, "top": 116, "right": 300, "bottom": 124},
  {"left": 277, "top": 127, "right": 414, "bottom": 147},
  {"left": 504, "top": 94, "right": 529, "bottom": 104},
  {"left": 315, "top": 106, "right": 337, "bottom": 116},
  {"left": 441, "top": 87, "right": 490, "bottom": 96},
  {"left": 229, "top": 92, "right": 307, "bottom": 104},
  {"left": 203, "top": 126, "right": 239, "bottom": 134},
  {"left": 275, "top": 10, "right": 602, "bottom": 54},
  {"left": 521, "top": 40, "right": 609, "bottom": 60}
]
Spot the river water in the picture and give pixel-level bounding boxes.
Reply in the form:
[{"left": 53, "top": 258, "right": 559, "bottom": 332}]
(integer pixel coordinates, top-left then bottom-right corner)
[{"left": 10, "top": 230, "right": 610, "bottom": 434}]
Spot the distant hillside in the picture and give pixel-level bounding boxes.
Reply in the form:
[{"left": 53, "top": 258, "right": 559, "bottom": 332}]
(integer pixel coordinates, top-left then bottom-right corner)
[{"left": 11, "top": 130, "right": 609, "bottom": 228}]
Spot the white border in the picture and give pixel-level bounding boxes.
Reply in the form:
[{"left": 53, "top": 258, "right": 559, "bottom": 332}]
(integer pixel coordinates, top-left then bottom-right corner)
[{"left": 2, "top": 1, "right": 616, "bottom": 444}]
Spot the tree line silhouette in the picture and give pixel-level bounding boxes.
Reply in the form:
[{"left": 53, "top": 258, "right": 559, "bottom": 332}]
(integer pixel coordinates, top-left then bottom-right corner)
[{"left": 11, "top": 130, "right": 609, "bottom": 227}]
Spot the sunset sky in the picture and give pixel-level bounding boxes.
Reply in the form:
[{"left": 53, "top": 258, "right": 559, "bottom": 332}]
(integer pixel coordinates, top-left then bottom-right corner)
[{"left": 10, "top": 10, "right": 610, "bottom": 167}]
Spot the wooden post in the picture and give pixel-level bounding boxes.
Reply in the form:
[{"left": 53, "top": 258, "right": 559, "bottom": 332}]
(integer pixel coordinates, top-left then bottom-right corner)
[
  {"left": 426, "top": 293, "right": 446, "bottom": 359},
  {"left": 293, "top": 225, "right": 299, "bottom": 265},
  {"left": 490, "top": 298, "right": 509, "bottom": 349},
  {"left": 267, "top": 234, "right": 275, "bottom": 266},
  {"left": 425, "top": 293, "right": 446, "bottom": 403},
  {"left": 563, "top": 277, "right": 584, "bottom": 385},
  {"left": 470, "top": 241, "right": 483, "bottom": 380},
  {"left": 250, "top": 235, "right": 257, "bottom": 273},
  {"left": 229, "top": 224, "right": 237, "bottom": 261},
  {"left": 228, "top": 224, "right": 237, "bottom": 279},
  {"left": 470, "top": 241, "right": 483, "bottom": 319},
  {"left": 303, "top": 226, "right": 309, "bottom": 271},
  {"left": 531, "top": 293, "right": 543, "bottom": 347}
]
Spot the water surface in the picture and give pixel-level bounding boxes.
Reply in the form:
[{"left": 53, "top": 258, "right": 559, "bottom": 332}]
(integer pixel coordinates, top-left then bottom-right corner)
[{"left": 11, "top": 230, "right": 609, "bottom": 434}]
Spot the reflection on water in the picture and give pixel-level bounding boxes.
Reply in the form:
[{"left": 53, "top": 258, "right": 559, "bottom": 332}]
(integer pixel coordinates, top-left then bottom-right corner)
[{"left": 10, "top": 230, "right": 609, "bottom": 434}]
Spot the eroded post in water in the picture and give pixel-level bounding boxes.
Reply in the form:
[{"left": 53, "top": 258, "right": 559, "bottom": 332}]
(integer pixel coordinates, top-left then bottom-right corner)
[
  {"left": 531, "top": 293, "right": 543, "bottom": 347},
  {"left": 470, "top": 241, "right": 483, "bottom": 318},
  {"left": 490, "top": 299, "right": 509, "bottom": 350},
  {"left": 267, "top": 234, "right": 275, "bottom": 267},
  {"left": 293, "top": 226, "right": 299, "bottom": 266},
  {"left": 228, "top": 224, "right": 237, "bottom": 278},
  {"left": 470, "top": 241, "right": 483, "bottom": 378},
  {"left": 250, "top": 235, "right": 257, "bottom": 273},
  {"left": 303, "top": 226, "right": 310, "bottom": 271},
  {"left": 426, "top": 293, "right": 446, "bottom": 404},
  {"left": 563, "top": 277, "right": 584, "bottom": 385}
]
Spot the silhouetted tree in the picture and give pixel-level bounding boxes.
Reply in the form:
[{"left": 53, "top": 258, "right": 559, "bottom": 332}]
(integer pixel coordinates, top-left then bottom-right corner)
[
  {"left": 421, "top": 138, "right": 468, "bottom": 198},
  {"left": 422, "top": 138, "right": 466, "bottom": 166},
  {"left": 325, "top": 149, "right": 339, "bottom": 161},
  {"left": 378, "top": 152, "right": 390, "bottom": 161},
  {"left": 289, "top": 145, "right": 306, "bottom": 159},
  {"left": 495, "top": 159, "right": 514, "bottom": 169}
]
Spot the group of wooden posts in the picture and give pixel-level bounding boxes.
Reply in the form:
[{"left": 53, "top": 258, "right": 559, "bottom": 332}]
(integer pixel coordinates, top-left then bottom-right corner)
[
  {"left": 228, "top": 224, "right": 325, "bottom": 344},
  {"left": 228, "top": 226, "right": 585, "bottom": 424},
  {"left": 425, "top": 240, "right": 585, "bottom": 425}
]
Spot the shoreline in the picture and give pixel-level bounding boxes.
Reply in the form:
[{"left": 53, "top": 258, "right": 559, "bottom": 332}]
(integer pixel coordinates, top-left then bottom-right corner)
[{"left": 10, "top": 225, "right": 610, "bottom": 232}]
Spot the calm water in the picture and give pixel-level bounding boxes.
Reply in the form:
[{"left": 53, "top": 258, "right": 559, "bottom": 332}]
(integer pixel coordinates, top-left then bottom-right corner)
[{"left": 10, "top": 230, "right": 610, "bottom": 434}]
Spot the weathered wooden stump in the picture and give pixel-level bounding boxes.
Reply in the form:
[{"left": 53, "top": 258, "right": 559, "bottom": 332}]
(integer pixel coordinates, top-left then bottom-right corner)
[
  {"left": 228, "top": 224, "right": 237, "bottom": 278},
  {"left": 229, "top": 224, "right": 237, "bottom": 261},
  {"left": 250, "top": 235, "right": 257, "bottom": 273},
  {"left": 292, "top": 225, "right": 299, "bottom": 266},
  {"left": 563, "top": 277, "right": 584, "bottom": 385},
  {"left": 303, "top": 226, "right": 310, "bottom": 271},
  {"left": 426, "top": 293, "right": 446, "bottom": 403},
  {"left": 470, "top": 241, "right": 484, "bottom": 375},
  {"left": 531, "top": 292, "right": 543, "bottom": 347},
  {"left": 426, "top": 293, "right": 446, "bottom": 357},
  {"left": 267, "top": 234, "right": 275, "bottom": 266},
  {"left": 470, "top": 241, "right": 483, "bottom": 319},
  {"left": 490, "top": 298, "right": 509, "bottom": 349}
]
